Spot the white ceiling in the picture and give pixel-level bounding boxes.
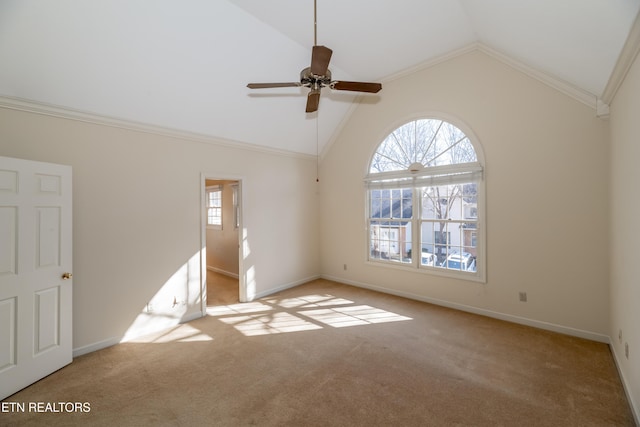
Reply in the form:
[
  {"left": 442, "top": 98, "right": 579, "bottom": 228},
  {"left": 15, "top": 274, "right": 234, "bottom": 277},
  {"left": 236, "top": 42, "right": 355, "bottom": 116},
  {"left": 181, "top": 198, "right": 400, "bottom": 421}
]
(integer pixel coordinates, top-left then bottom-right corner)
[{"left": 1, "top": 0, "right": 638, "bottom": 155}]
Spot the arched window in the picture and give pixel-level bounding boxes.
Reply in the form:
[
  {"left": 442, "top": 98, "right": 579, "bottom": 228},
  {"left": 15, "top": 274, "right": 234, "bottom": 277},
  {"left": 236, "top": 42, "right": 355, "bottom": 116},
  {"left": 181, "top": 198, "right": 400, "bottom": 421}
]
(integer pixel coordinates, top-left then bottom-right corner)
[{"left": 365, "top": 118, "right": 485, "bottom": 282}]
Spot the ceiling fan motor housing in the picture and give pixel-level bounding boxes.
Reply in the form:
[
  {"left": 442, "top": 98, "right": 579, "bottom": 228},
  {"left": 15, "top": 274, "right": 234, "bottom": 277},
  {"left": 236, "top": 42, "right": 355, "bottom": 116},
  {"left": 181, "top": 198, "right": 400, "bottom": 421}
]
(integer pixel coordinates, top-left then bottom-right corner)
[{"left": 301, "top": 67, "right": 332, "bottom": 90}]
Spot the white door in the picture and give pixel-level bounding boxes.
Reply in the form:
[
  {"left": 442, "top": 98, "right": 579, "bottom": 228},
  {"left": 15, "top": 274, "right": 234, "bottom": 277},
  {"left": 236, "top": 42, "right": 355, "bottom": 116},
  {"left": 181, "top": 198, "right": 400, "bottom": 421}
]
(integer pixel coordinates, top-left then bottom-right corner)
[{"left": 0, "top": 156, "right": 72, "bottom": 400}]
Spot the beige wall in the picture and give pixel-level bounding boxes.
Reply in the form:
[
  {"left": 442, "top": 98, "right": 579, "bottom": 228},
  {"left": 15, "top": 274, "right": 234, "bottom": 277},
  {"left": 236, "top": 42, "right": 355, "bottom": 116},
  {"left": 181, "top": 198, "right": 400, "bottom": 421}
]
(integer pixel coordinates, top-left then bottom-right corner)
[
  {"left": 0, "top": 108, "right": 320, "bottom": 351},
  {"left": 320, "top": 50, "right": 610, "bottom": 339},
  {"left": 205, "top": 179, "right": 239, "bottom": 276},
  {"left": 610, "top": 48, "right": 640, "bottom": 416}
]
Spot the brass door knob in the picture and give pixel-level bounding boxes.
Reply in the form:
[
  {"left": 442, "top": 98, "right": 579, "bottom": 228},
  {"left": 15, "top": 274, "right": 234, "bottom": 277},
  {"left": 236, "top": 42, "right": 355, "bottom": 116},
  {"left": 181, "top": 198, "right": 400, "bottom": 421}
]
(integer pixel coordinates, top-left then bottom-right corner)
[{"left": 62, "top": 272, "right": 73, "bottom": 280}]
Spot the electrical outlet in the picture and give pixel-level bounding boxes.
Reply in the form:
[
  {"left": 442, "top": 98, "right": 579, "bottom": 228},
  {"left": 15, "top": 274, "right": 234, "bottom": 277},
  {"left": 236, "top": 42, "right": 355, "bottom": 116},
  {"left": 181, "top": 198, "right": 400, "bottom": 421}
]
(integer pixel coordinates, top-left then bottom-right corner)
[
  {"left": 625, "top": 342, "right": 629, "bottom": 359},
  {"left": 343, "top": 264, "right": 347, "bottom": 271},
  {"left": 519, "top": 292, "right": 527, "bottom": 302}
]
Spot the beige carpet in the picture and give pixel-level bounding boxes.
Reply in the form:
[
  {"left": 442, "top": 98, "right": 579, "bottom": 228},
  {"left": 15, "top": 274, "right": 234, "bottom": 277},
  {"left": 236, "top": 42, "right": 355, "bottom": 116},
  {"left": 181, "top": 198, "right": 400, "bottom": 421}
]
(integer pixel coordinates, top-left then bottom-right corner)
[{"left": 1, "top": 277, "right": 635, "bottom": 426}]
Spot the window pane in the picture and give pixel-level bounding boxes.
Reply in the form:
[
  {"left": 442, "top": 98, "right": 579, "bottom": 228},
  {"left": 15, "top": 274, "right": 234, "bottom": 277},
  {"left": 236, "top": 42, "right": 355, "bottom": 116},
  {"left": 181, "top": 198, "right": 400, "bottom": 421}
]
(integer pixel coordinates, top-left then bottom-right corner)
[
  {"left": 370, "top": 119, "right": 477, "bottom": 174},
  {"left": 206, "top": 188, "right": 223, "bottom": 226},
  {"left": 369, "top": 220, "right": 412, "bottom": 264},
  {"left": 421, "top": 184, "right": 471, "bottom": 221},
  {"left": 370, "top": 189, "right": 412, "bottom": 220}
]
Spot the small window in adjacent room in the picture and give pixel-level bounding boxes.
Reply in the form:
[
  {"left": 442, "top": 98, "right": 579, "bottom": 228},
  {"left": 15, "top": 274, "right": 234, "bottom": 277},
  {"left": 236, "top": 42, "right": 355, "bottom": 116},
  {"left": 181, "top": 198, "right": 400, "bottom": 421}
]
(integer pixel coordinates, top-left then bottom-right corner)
[
  {"left": 231, "top": 183, "right": 239, "bottom": 229},
  {"left": 365, "top": 118, "right": 485, "bottom": 282},
  {"left": 206, "top": 185, "right": 222, "bottom": 229}
]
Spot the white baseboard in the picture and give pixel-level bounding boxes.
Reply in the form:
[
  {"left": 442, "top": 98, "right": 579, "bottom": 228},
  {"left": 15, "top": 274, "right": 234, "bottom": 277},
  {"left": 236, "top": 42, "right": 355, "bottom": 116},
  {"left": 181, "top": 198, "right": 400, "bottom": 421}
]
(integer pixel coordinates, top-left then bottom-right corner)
[
  {"left": 252, "top": 274, "right": 321, "bottom": 300},
  {"left": 73, "top": 336, "right": 121, "bottom": 358},
  {"left": 72, "top": 311, "right": 205, "bottom": 358},
  {"left": 321, "top": 274, "right": 610, "bottom": 343},
  {"left": 610, "top": 343, "right": 640, "bottom": 425},
  {"left": 181, "top": 311, "right": 203, "bottom": 323},
  {"left": 207, "top": 266, "right": 239, "bottom": 279}
]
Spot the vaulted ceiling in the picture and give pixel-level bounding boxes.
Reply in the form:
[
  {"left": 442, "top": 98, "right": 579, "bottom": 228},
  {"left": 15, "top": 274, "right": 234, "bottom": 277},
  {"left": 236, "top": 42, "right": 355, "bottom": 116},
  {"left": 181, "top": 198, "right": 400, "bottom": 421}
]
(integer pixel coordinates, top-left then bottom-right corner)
[{"left": 1, "top": 0, "right": 638, "bottom": 155}]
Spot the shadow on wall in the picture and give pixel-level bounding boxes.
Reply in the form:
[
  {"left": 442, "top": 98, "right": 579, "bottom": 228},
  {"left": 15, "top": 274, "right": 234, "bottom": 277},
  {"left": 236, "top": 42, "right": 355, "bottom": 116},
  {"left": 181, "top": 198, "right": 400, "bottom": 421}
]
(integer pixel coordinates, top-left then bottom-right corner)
[
  {"left": 121, "top": 251, "right": 203, "bottom": 342},
  {"left": 120, "top": 225, "right": 257, "bottom": 342}
]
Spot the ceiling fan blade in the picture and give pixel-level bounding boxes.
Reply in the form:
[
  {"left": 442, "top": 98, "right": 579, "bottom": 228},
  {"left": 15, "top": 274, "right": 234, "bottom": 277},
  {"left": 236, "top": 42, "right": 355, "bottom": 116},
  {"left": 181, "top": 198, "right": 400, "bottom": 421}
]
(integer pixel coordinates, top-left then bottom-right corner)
[
  {"left": 247, "top": 82, "right": 301, "bottom": 89},
  {"left": 306, "top": 89, "right": 321, "bottom": 113},
  {"left": 310, "top": 45, "right": 332, "bottom": 76},
  {"left": 331, "top": 81, "right": 382, "bottom": 93}
]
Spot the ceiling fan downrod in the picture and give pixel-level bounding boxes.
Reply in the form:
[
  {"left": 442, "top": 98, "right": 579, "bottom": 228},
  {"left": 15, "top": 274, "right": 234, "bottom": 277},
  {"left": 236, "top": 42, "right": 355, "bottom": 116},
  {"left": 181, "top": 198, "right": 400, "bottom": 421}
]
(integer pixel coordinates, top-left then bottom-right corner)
[{"left": 314, "top": 0, "right": 318, "bottom": 46}]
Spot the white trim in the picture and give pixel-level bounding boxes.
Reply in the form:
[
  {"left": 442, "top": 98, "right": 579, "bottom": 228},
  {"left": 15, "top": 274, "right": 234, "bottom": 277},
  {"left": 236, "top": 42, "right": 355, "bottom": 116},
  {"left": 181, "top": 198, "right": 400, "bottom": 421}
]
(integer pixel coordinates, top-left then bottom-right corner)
[
  {"left": 610, "top": 343, "right": 640, "bottom": 425},
  {"left": 601, "top": 11, "right": 640, "bottom": 105},
  {"left": 73, "top": 307, "right": 206, "bottom": 358},
  {"left": 475, "top": 44, "right": 598, "bottom": 111},
  {"left": 366, "top": 162, "right": 482, "bottom": 182},
  {"left": 382, "top": 43, "right": 600, "bottom": 113},
  {"left": 181, "top": 311, "right": 203, "bottom": 324},
  {"left": 596, "top": 99, "right": 610, "bottom": 119},
  {"left": 207, "top": 265, "right": 239, "bottom": 279},
  {"left": 72, "top": 336, "right": 121, "bottom": 358},
  {"left": 251, "top": 275, "right": 321, "bottom": 300},
  {"left": 0, "top": 95, "right": 316, "bottom": 160},
  {"left": 382, "top": 44, "right": 479, "bottom": 83},
  {"left": 200, "top": 175, "right": 208, "bottom": 317},
  {"left": 321, "top": 274, "right": 610, "bottom": 344},
  {"left": 365, "top": 259, "right": 485, "bottom": 284}
]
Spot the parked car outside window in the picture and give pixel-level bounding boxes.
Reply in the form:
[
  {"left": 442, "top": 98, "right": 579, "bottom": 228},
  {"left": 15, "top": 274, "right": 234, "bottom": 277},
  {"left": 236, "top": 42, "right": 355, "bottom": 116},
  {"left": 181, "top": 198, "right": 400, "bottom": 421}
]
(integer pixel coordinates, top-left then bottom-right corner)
[
  {"left": 441, "top": 252, "right": 476, "bottom": 272},
  {"left": 421, "top": 252, "right": 437, "bottom": 267}
]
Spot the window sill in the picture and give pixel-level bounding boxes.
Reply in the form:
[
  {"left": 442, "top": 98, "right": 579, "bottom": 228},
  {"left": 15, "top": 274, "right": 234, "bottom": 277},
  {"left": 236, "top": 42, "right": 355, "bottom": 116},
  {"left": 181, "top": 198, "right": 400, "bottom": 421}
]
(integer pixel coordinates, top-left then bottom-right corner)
[{"left": 365, "top": 259, "right": 486, "bottom": 284}]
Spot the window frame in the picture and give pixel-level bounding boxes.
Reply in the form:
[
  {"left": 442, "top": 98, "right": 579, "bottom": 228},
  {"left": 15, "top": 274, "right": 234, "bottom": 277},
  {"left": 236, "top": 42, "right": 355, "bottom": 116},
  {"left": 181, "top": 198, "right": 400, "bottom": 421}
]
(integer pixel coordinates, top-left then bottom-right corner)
[
  {"left": 206, "top": 185, "right": 223, "bottom": 230},
  {"left": 231, "top": 183, "right": 240, "bottom": 229},
  {"left": 364, "top": 118, "right": 486, "bottom": 283}
]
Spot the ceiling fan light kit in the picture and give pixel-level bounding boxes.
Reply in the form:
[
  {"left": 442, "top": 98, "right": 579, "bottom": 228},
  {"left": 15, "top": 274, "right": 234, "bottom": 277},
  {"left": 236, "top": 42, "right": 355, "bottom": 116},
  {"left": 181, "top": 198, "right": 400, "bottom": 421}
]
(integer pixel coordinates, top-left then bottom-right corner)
[{"left": 246, "top": 1, "right": 382, "bottom": 113}]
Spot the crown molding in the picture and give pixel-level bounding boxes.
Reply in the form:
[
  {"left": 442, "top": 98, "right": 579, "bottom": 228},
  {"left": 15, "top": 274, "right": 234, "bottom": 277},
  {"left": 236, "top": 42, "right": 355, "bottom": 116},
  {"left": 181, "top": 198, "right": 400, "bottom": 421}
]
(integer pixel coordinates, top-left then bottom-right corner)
[
  {"left": 601, "top": 11, "right": 640, "bottom": 105},
  {"left": 381, "top": 44, "right": 479, "bottom": 83},
  {"left": 382, "top": 43, "right": 601, "bottom": 116},
  {"left": 475, "top": 44, "right": 599, "bottom": 113},
  {"left": 0, "top": 95, "right": 316, "bottom": 160}
]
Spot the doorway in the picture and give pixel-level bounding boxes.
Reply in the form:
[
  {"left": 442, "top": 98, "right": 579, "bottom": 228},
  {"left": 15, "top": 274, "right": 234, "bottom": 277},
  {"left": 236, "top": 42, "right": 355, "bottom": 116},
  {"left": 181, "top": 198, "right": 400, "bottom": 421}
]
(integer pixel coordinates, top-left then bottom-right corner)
[{"left": 202, "top": 176, "right": 243, "bottom": 310}]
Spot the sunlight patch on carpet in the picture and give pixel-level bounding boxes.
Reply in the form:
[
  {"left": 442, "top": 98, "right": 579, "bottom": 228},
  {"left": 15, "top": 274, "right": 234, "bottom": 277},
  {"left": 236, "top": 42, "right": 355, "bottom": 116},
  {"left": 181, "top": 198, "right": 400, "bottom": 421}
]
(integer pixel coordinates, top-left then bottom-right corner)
[
  {"left": 209, "top": 293, "right": 413, "bottom": 336},
  {"left": 267, "top": 295, "right": 355, "bottom": 309},
  {"left": 218, "top": 312, "right": 322, "bottom": 336},
  {"left": 300, "top": 305, "right": 412, "bottom": 328},
  {"left": 207, "top": 301, "right": 273, "bottom": 316}
]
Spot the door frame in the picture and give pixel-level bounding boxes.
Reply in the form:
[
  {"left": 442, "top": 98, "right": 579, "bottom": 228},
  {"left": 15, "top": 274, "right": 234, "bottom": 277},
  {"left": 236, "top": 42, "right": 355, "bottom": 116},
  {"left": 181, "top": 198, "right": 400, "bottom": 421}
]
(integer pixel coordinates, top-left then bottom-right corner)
[{"left": 200, "top": 173, "right": 246, "bottom": 315}]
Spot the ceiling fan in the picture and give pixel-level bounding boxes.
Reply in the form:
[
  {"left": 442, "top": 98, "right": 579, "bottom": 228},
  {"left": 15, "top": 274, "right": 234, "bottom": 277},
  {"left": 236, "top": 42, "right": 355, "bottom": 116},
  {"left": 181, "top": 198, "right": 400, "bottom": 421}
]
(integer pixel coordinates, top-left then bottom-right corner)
[{"left": 246, "top": 0, "right": 382, "bottom": 113}]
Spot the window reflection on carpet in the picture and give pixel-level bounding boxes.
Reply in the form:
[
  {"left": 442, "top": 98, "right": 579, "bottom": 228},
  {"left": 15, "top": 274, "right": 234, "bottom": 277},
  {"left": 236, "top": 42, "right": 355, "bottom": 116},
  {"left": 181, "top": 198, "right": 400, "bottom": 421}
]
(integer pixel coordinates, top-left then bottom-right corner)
[{"left": 207, "top": 294, "right": 412, "bottom": 336}]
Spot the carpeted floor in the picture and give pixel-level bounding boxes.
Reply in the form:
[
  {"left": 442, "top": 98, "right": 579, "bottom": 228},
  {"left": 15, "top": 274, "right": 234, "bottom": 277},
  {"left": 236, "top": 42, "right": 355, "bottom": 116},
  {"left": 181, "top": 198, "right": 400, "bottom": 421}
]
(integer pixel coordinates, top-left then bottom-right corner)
[{"left": 1, "top": 275, "right": 635, "bottom": 426}]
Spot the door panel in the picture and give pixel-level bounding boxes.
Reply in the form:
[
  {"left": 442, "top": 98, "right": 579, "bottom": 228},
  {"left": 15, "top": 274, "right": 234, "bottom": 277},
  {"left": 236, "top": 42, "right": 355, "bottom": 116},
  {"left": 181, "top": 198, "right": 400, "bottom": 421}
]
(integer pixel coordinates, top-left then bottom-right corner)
[
  {"left": 0, "top": 207, "right": 17, "bottom": 274},
  {"left": 36, "top": 207, "right": 61, "bottom": 269},
  {"left": 0, "top": 297, "right": 17, "bottom": 371},
  {"left": 0, "top": 156, "right": 72, "bottom": 400},
  {"left": 35, "top": 286, "right": 60, "bottom": 354}
]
